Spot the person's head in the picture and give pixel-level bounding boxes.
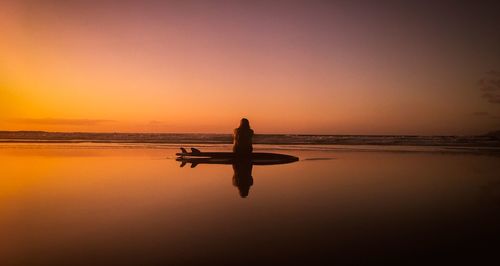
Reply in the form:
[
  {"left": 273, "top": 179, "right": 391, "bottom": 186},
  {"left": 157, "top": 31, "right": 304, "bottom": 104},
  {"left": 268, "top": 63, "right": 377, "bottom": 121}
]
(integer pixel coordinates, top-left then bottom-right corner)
[{"left": 239, "top": 118, "right": 250, "bottom": 129}]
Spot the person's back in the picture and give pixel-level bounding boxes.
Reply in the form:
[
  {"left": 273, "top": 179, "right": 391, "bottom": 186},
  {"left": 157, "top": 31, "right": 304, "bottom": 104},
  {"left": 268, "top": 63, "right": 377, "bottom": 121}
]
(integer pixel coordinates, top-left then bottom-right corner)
[{"left": 233, "top": 118, "right": 254, "bottom": 155}]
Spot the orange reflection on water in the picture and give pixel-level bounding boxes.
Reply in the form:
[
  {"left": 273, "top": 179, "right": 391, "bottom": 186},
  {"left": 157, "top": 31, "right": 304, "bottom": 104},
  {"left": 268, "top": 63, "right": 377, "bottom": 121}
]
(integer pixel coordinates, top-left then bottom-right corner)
[{"left": 1, "top": 144, "right": 499, "bottom": 264}]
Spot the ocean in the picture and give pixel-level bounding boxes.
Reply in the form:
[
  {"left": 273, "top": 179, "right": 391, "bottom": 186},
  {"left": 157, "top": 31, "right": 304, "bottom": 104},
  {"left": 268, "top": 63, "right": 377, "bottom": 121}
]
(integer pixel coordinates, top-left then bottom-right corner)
[
  {"left": 1, "top": 131, "right": 499, "bottom": 147},
  {"left": 1, "top": 139, "right": 499, "bottom": 265}
]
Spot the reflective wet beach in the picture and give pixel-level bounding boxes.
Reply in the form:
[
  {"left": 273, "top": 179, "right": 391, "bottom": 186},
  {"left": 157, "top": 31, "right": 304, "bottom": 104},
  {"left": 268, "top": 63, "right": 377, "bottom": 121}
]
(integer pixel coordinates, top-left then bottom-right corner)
[{"left": 1, "top": 144, "right": 499, "bottom": 265}]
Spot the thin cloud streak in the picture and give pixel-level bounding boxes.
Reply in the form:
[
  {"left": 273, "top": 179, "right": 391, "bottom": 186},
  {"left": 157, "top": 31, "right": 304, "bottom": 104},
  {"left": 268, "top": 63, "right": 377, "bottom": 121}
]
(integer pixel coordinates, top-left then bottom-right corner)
[
  {"left": 472, "top": 111, "right": 489, "bottom": 116},
  {"left": 8, "top": 118, "right": 116, "bottom": 126},
  {"left": 471, "top": 112, "right": 500, "bottom": 120},
  {"left": 479, "top": 71, "right": 500, "bottom": 104}
]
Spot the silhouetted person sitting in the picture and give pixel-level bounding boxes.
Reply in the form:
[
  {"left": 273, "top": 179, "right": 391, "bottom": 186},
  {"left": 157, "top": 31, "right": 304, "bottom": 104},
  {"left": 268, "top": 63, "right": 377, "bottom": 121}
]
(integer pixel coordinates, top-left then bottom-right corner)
[{"left": 233, "top": 118, "right": 254, "bottom": 156}]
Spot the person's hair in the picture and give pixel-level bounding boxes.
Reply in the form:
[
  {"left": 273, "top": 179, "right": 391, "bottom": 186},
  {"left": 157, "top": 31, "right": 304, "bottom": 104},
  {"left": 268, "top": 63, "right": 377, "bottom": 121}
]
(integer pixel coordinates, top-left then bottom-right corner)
[{"left": 239, "top": 118, "right": 250, "bottom": 129}]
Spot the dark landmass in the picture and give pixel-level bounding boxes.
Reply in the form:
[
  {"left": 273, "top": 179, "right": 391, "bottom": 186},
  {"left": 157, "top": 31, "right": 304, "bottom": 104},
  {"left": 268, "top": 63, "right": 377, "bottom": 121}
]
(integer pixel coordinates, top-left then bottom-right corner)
[{"left": 1, "top": 131, "right": 499, "bottom": 147}]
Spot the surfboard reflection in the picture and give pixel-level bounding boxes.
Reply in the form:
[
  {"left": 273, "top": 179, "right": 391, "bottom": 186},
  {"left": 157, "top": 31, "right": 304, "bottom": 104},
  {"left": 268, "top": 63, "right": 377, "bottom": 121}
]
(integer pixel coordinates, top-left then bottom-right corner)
[{"left": 176, "top": 155, "right": 297, "bottom": 198}]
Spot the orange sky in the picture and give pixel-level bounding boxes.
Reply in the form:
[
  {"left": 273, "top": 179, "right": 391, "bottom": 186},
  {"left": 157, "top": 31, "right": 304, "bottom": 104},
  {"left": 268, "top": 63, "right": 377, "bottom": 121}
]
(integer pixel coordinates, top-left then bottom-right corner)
[{"left": 1, "top": 1, "right": 499, "bottom": 135}]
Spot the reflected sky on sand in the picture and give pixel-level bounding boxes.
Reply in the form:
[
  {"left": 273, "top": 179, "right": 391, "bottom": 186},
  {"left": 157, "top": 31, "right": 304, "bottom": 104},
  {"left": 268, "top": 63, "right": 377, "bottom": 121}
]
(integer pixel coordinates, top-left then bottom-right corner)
[{"left": 1, "top": 144, "right": 499, "bottom": 265}]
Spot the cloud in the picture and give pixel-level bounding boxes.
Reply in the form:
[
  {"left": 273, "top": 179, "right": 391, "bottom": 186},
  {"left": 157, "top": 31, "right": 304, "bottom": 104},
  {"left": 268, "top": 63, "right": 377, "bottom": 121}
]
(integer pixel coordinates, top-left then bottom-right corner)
[
  {"left": 479, "top": 71, "right": 500, "bottom": 104},
  {"left": 472, "top": 112, "right": 500, "bottom": 119},
  {"left": 480, "top": 84, "right": 500, "bottom": 92},
  {"left": 148, "top": 120, "right": 169, "bottom": 126},
  {"left": 485, "top": 70, "right": 500, "bottom": 76},
  {"left": 472, "top": 111, "right": 489, "bottom": 116},
  {"left": 8, "top": 118, "right": 116, "bottom": 126},
  {"left": 482, "top": 93, "right": 500, "bottom": 104},
  {"left": 491, "top": 79, "right": 500, "bottom": 88}
]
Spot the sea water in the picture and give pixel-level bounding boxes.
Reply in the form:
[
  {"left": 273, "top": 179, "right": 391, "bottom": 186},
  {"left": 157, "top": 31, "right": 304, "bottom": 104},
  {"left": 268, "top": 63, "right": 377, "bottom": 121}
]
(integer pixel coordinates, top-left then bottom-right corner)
[{"left": 1, "top": 143, "right": 499, "bottom": 265}]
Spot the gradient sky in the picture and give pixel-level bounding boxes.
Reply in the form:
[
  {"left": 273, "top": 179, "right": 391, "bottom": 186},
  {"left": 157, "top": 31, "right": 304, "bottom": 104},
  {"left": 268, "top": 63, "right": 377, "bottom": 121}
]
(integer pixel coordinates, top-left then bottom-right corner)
[{"left": 1, "top": 0, "right": 500, "bottom": 134}]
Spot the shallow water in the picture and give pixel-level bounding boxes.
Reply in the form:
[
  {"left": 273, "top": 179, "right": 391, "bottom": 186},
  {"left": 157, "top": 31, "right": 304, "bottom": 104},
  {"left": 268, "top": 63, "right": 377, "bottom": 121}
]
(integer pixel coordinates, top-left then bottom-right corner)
[{"left": 1, "top": 144, "right": 499, "bottom": 265}]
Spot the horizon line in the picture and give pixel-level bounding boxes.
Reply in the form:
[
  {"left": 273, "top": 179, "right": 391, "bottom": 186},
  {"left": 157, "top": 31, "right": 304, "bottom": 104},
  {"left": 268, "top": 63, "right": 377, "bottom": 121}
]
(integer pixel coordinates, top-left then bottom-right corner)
[{"left": 0, "top": 130, "right": 493, "bottom": 137}]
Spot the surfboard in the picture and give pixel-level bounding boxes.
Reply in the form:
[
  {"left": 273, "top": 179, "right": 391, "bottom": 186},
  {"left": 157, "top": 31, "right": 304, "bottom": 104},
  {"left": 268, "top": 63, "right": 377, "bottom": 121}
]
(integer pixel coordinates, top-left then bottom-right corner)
[{"left": 175, "top": 147, "right": 299, "bottom": 167}]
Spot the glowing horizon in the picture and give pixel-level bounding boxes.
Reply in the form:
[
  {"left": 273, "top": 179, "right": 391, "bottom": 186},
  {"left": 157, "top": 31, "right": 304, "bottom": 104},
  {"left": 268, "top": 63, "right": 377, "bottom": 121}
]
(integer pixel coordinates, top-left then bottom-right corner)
[{"left": 1, "top": 1, "right": 500, "bottom": 135}]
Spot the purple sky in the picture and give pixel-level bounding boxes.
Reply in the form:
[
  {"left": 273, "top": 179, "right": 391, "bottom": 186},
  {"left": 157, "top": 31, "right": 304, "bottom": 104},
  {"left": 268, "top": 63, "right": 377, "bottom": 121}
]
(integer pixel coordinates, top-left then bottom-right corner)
[{"left": 1, "top": 0, "right": 500, "bottom": 134}]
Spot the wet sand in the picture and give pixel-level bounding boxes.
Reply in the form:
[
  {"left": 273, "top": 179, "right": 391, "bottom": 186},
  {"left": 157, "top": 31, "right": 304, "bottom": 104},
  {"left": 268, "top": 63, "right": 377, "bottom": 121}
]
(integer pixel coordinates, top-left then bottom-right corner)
[{"left": 1, "top": 144, "right": 499, "bottom": 265}]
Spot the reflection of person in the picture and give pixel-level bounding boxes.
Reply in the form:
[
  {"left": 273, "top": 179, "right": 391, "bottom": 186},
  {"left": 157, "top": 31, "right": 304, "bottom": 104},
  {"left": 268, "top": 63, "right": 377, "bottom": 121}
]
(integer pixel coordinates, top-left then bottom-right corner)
[
  {"left": 233, "top": 118, "right": 254, "bottom": 156},
  {"left": 232, "top": 159, "right": 254, "bottom": 198}
]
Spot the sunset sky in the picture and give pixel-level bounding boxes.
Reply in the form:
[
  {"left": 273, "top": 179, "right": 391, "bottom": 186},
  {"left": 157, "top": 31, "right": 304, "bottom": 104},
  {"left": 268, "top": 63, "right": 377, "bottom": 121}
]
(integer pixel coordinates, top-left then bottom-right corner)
[{"left": 1, "top": 0, "right": 499, "bottom": 135}]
